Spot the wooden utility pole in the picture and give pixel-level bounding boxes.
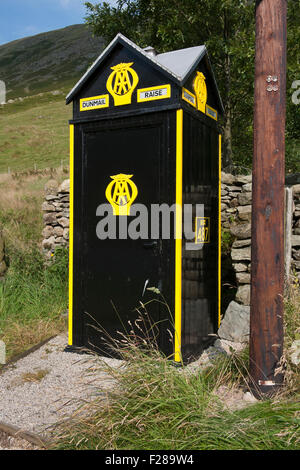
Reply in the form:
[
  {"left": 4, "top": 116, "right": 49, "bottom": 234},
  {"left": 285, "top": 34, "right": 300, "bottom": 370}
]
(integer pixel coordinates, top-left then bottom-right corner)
[{"left": 250, "top": 0, "right": 287, "bottom": 396}]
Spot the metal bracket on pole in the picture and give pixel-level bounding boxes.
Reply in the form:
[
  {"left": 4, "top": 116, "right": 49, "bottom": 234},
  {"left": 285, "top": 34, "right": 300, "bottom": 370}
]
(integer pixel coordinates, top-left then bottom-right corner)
[{"left": 258, "top": 380, "right": 276, "bottom": 386}]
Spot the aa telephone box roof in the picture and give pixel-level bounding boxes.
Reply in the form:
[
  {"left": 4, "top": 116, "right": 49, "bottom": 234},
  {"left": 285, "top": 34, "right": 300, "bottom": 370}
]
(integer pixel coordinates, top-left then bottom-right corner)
[{"left": 66, "top": 33, "right": 224, "bottom": 113}]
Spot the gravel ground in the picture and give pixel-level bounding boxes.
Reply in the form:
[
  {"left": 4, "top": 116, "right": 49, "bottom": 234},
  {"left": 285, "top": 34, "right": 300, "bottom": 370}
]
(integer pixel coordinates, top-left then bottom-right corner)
[
  {"left": 0, "top": 334, "right": 124, "bottom": 449},
  {"left": 0, "top": 334, "right": 257, "bottom": 450}
]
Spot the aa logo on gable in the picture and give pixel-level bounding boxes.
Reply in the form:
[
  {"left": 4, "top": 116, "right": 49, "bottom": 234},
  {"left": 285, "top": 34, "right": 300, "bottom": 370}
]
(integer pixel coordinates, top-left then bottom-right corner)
[
  {"left": 193, "top": 72, "right": 207, "bottom": 114},
  {"left": 106, "top": 62, "right": 139, "bottom": 106},
  {"left": 105, "top": 174, "right": 138, "bottom": 216}
]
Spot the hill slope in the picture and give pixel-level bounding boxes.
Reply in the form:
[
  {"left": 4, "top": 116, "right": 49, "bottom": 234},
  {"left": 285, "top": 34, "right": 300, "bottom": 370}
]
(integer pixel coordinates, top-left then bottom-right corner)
[
  {"left": 0, "top": 24, "right": 105, "bottom": 100},
  {"left": 0, "top": 97, "right": 71, "bottom": 173}
]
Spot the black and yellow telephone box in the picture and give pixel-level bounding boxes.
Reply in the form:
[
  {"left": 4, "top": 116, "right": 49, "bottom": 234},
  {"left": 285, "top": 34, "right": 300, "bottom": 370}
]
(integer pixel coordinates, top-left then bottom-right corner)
[{"left": 66, "top": 34, "right": 223, "bottom": 363}]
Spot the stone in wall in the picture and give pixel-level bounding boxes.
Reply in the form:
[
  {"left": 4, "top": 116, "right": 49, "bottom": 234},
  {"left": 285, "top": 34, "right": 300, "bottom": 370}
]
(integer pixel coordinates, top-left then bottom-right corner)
[
  {"left": 230, "top": 222, "right": 251, "bottom": 240},
  {"left": 235, "top": 285, "right": 251, "bottom": 306},
  {"left": 218, "top": 300, "right": 250, "bottom": 343}
]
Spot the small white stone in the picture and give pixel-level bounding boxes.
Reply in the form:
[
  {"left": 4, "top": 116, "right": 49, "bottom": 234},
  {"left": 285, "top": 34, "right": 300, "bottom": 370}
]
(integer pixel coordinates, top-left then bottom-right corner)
[
  {"left": 58, "top": 179, "right": 70, "bottom": 194},
  {"left": 243, "top": 391, "right": 257, "bottom": 403},
  {"left": 0, "top": 340, "right": 6, "bottom": 364},
  {"left": 290, "top": 339, "right": 300, "bottom": 366}
]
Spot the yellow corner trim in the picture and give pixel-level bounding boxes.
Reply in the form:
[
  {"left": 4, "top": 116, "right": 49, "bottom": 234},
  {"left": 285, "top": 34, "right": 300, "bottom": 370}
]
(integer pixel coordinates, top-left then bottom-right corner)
[
  {"left": 174, "top": 109, "right": 183, "bottom": 363},
  {"left": 68, "top": 124, "right": 74, "bottom": 345},
  {"left": 218, "top": 134, "right": 222, "bottom": 328},
  {"left": 137, "top": 84, "right": 171, "bottom": 103}
]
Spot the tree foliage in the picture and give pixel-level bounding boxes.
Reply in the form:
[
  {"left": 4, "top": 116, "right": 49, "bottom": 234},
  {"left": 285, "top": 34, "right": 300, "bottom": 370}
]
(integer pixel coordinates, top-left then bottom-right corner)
[
  {"left": 84, "top": 0, "right": 300, "bottom": 173},
  {"left": 286, "top": 0, "right": 300, "bottom": 173}
]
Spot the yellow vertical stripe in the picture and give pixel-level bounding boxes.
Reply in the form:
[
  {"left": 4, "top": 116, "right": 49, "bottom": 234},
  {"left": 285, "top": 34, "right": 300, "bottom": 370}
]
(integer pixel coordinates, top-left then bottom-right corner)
[
  {"left": 68, "top": 124, "right": 74, "bottom": 345},
  {"left": 218, "top": 134, "right": 222, "bottom": 327},
  {"left": 174, "top": 109, "right": 183, "bottom": 362}
]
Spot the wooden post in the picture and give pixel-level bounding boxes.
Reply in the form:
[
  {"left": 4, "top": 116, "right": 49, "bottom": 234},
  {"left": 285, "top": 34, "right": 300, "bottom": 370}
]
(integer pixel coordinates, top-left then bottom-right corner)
[{"left": 250, "top": 0, "right": 287, "bottom": 396}]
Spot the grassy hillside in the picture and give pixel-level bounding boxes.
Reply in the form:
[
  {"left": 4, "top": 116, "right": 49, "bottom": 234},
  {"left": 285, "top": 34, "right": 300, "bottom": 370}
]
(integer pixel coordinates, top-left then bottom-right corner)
[
  {"left": 0, "top": 23, "right": 107, "bottom": 173},
  {"left": 0, "top": 93, "right": 71, "bottom": 173},
  {"left": 0, "top": 24, "right": 105, "bottom": 101}
]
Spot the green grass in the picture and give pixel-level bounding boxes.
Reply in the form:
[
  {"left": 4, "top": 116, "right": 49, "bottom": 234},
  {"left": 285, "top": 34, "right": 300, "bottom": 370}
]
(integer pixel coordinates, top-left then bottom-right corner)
[
  {"left": 0, "top": 246, "right": 68, "bottom": 360},
  {"left": 0, "top": 82, "right": 81, "bottom": 362},
  {"left": 0, "top": 94, "right": 72, "bottom": 173},
  {"left": 0, "top": 171, "right": 69, "bottom": 360},
  {"left": 0, "top": 247, "right": 68, "bottom": 359},
  {"left": 0, "top": 85, "right": 71, "bottom": 360}
]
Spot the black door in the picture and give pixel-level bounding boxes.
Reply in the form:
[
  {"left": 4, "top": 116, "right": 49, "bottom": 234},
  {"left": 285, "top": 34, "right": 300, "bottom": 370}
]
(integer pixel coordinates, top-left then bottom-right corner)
[{"left": 80, "top": 114, "right": 173, "bottom": 357}]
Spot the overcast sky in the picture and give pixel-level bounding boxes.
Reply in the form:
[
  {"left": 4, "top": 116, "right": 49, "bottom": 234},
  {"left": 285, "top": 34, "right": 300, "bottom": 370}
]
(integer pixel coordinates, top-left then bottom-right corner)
[{"left": 0, "top": 0, "right": 117, "bottom": 45}]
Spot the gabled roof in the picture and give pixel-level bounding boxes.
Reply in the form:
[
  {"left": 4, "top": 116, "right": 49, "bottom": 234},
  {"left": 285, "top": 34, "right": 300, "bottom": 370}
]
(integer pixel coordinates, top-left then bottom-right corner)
[
  {"left": 155, "top": 45, "right": 206, "bottom": 82},
  {"left": 66, "top": 33, "right": 224, "bottom": 113}
]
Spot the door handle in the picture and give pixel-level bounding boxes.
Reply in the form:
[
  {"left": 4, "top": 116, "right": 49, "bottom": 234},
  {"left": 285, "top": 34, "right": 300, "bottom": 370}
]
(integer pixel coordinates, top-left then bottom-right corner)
[{"left": 143, "top": 241, "right": 158, "bottom": 249}]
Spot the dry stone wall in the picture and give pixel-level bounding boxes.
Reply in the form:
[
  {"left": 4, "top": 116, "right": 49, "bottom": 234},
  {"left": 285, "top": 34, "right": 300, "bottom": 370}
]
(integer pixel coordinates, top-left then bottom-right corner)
[
  {"left": 220, "top": 172, "right": 252, "bottom": 306},
  {"left": 42, "top": 179, "right": 70, "bottom": 257},
  {"left": 221, "top": 172, "right": 300, "bottom": 305}
]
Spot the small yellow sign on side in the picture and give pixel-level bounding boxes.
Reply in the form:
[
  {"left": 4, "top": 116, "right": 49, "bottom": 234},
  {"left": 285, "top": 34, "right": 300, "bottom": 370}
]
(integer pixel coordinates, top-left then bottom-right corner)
[
  {"left": 195, "top": 217, "right": 210, "bottom": 244},
  {"left": 206, "top": 104, "right": 218, "bottom": 121},
  {"left": 182, "top": 88, "right": 196, "bottom": 108}
]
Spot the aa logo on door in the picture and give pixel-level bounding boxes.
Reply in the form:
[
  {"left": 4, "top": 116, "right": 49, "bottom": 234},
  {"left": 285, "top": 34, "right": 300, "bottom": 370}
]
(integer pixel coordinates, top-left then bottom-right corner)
[
  {"left": 106, "top": 62, "right": 139, "bottom": 106},
  {"left": 105, "top": 174, "right": 138, "bottom": 216}
]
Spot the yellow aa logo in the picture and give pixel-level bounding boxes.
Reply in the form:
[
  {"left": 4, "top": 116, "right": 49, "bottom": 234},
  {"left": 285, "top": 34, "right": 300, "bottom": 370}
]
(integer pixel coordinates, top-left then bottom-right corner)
[
  {"left": 193, "top": 72, "right": 207, "bottom": 114},
  {"left": 105, "top": 174, "right": 138, "bottom": 216},
  {"left": 106, "top": 62, "right": 139, "bottom": 106}
]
